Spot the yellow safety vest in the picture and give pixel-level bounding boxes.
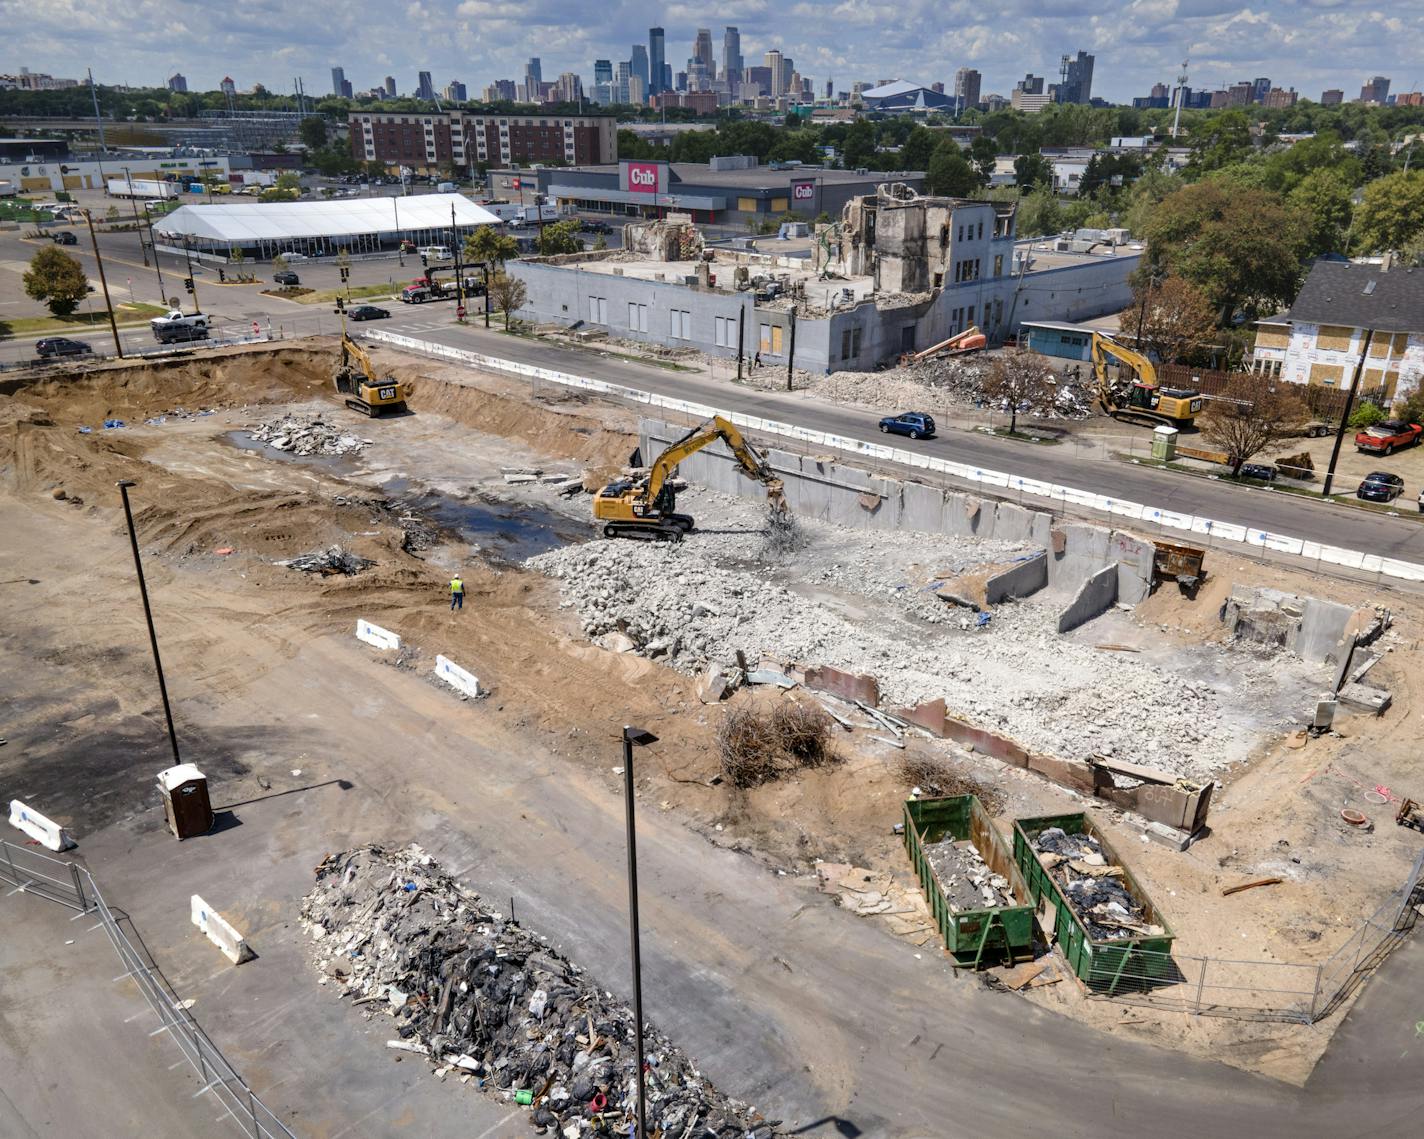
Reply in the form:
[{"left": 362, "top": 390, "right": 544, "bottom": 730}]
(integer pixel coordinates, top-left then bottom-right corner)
[{"left": 450, "top": 578, "right": 464, "bottom": 594}]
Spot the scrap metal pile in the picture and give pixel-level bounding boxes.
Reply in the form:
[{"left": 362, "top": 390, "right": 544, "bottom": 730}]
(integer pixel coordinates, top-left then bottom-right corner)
[
  {"left": 923, "top": 838, "right": 1013, "bottom": 912},
  {"left": 1031, "top": 827, "right": 1163, "bottom": 940},
  {"left": 276, "top": 545, "right": 372, "bottom": 575},
  {"left": 302, "top": 845, "right": 776, "bottom": 1138},
  {"left": 247, "top": 413, "right": 369, "bottom": 456}
]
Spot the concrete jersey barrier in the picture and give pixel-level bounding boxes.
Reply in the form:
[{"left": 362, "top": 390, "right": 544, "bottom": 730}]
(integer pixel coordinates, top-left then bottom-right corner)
[
  {"left": 356, "top": 618, "right": 401, "bottom": 651},
  {"left": 434, "top": 654, "right": 483, "bottom": 698},
  {"left": 8, "top": 799, "right": 76, "bottom": 852},
  {"left": 191, "top": 894, "right": 254, "bottom": 965},
  {"left": 358, "top": 330, "right": 1424, "bottom": 587}
]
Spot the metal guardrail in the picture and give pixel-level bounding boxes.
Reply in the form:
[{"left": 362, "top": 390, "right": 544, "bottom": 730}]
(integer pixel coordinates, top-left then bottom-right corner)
[
  {"left": 1082, "top": 849, "right": 1424, "bottom": 1023},
  {"left": 0, "top": 839, "right": 295, "bottom": 1138}
]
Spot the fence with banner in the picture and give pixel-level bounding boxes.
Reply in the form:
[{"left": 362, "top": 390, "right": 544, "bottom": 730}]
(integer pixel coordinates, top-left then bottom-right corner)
[{"left": 0, "top": 839, "right": 295, "bottom": 1138}]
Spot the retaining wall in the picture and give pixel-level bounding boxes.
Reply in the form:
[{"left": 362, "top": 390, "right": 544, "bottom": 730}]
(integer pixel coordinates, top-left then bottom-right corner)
[
  {"left": 640, "top": 419, "right": 1151, "bottom": 601},
  {"left": 986, "top": 552, "right": 1049, "bottom": 604},
  {"left": 1057, "top": 563, "right": 1120, "bottom": 633}
]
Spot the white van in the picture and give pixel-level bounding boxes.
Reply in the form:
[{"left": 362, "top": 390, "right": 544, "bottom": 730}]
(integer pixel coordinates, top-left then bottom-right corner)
[{"left": 417, "top": 245, "right": 453, "bottom": 262}]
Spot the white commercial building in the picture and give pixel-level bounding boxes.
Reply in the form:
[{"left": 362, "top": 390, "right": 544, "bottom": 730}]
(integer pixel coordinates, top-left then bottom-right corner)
[{"left": 153, "top": 193, "right": 502, "bottom": 260}]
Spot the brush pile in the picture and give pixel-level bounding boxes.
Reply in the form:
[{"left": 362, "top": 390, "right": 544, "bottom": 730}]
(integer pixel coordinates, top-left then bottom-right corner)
[
  {"left": 302, "top": 845, "right": 777, "bottom": 1137},
  {"left": 716, "top": 703, "right": 837, "bottom": 788}
]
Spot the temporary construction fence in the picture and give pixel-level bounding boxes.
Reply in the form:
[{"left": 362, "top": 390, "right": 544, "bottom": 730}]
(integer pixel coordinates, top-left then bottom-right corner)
[
  {"left": 1079, "top": 848, "right": 1424, "bottom": 1024},
  {"left": 357, "top": 329, "right": 1424, "bottom": 591},
  {"left": 0, "top": 838, "right": 294, "bottom": 1138}
]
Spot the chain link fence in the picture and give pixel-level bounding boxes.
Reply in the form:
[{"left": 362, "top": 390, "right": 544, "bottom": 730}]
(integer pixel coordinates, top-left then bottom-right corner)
[
  {"left": 0, "top": 839, "right": 294, "bottom": 1138},
  {"left": 1083, "top": 849, "right": 1424, "bottom": 1023}
]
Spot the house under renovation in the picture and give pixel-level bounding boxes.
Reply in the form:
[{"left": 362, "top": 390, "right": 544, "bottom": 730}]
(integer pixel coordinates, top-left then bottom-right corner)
[{"left": 508, "top": 183, "right": 1139, "bottom": 373}]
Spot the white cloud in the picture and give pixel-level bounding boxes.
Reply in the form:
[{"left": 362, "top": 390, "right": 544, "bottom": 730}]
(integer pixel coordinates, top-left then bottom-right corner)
[{"left": 4, "top": 0, "right": 1422, "bottom": 103}]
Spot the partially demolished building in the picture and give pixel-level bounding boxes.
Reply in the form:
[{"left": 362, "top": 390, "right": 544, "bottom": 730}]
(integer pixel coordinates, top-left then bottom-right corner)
[{"left": 508, "top": 184, "right": 1139, "bottom": 372}]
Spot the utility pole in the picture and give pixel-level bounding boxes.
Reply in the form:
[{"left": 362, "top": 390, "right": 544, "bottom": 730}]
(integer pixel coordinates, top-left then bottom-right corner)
[
  {"left": 736, "top": 307, "right": 745, "bottom": 380},
  {"left": 81, "top": 209, "right": 124, "bottom": 358},
  {"left": 180, "top": 238, "right": 200, "bottom": 314},
  {"left": 1172, "top": 59, "right": 1189, "bottom": 140},
  {"left": 620, "top": 726, "right": 658, "bottom": 1139},
  {"left": 1321, "top": 329, "right": 1374, "bottom": 498},
  {"left": 123, "top": 168, "right": 149, "bottom": 267},
  {"left": 785, "top": 307, "right": 797, "bottom": 391},
  {"left": 451, "top": 201, "right": 465, "bottom": 320},
  {"left": 88, "top": 68, "right": 109, "bottom": 188},
  {"left": 145, "top": 205, "right": 168, "bottom": 304}
]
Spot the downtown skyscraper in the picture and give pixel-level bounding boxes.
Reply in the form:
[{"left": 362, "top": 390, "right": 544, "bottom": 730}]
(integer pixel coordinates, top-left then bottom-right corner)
[{"left": 648, "top": 26, "right": 665, "bottom": 95}]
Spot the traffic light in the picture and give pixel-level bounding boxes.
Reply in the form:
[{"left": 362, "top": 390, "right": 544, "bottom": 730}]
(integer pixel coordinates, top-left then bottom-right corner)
[
  {"left": 420, "top": 254, "right": 428, "bottom": 268},
  {"left": 334, "top": 297, "right": 346, "bottom": 316},
  {"left": 339, "top": 266, "right": 350, "bottom": 283},
  {"left": 184, "top": 278, "right": 194, "bottom": 294}
]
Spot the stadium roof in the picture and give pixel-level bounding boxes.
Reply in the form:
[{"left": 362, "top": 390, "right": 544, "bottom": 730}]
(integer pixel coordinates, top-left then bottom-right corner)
[{"left": 154, "top": 194, "right": 500, "bottom": 243}]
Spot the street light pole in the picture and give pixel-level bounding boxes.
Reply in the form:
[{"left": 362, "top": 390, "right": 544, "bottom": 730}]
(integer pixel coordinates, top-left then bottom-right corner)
[
  {"left": 123, "top": 167, "right": 149, "bottom": 266},
  {"left": 621, "top": 725, "right": 658, "bottom": 1139},
  {"left": 81, "top": 208, "right": 124, "bottom": 358},
  {"left": 116, "top": 481, "right": 182, "bottom": 768},
  {"left": 1321, "top": 329, "right": 1374, "bottom": 499}
]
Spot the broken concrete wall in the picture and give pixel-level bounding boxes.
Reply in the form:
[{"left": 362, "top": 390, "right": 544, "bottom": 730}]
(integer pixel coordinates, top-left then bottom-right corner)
[
  {"left": 804, "top": 665, "right": 880, "bottom": 706},
  {"left": 985, "top": 552, "right": 1048, "bottom": 604},
  {"left": 1056, "top": 563, "right": 1119, "bottom": 633},
  {"left": 1222, "top": 586, "right": 1357, "bottom": 665}
]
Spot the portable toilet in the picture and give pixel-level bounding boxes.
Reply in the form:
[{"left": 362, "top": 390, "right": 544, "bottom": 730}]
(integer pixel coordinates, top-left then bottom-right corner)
[
  {"left": 157, "top": 764, "right": 213, "bottom": 840},
  {"left": 1152, "top": 424, "right": 1178, "bottom": 461}
]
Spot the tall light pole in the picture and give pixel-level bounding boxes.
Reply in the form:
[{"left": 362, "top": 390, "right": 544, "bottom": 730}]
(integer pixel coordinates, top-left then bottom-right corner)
[
  {"left": 621, "top": 724, "right": 658, "bottom": 1139},
  {"left": 117, "top": 480, "right": 182, "bottom": 767},
  {"left": 123, "top": 167, "right": 150, "bottom": 266},
  {"left": 80, "top": 208, "right": 124, "bottom": 358}
]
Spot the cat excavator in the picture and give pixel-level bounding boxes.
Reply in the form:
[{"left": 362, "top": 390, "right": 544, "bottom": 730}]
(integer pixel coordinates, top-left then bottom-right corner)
[
  {"left": 594, "top": 415, "right": 786, "bottom": 540},
  {"left": 1089, "top": 332, "right": 1201, "bottom": 429},
  {"left": 333, "top": 334, "right": 408, "bottom": 417}
]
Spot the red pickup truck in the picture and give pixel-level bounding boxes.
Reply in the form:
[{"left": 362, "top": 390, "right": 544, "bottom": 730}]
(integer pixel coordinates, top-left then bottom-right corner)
[{"left": 1355, "top": 420, "right": 1423, "bottom": 455}]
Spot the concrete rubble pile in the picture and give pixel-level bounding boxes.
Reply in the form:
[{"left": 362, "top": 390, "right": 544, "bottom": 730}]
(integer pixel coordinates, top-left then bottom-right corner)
[
  {"left": 1031, "top": 827, "right": 1162, "bottom": 940},
  {"left": 923, "top": 838, "right": 1014, "bottom": 912},
  {"left": 248, "top": 414, "right": 370, "bottom": 456},
  {"left": 527, "top": 530, "right": 1303, "bottom": 782},
  {"left": 302, "top": 845, "right": 777, "bottom": 1139},
  {"left": 810, "top": 356, "right": 1093, "bottom": 421},
  {"left": 277, "top": 545, "right": 373, "bottom": 575}
]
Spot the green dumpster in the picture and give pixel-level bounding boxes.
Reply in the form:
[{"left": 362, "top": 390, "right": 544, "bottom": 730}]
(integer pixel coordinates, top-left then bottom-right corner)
[
  {"left": 1012, "top": 812, "right": 1176, "bottom": 991},
  {"left": 903, "top": 796, "right": 1036, "bottom": 969}
]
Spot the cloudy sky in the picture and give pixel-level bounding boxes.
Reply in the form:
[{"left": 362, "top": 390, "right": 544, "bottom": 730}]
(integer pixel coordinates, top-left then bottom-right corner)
[{"left": 4, "top": 1, "right": 1419, "bottom": 103}]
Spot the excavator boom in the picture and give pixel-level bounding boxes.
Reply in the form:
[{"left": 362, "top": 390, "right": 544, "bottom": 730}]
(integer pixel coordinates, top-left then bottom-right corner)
[
  {"left": 594, "top": 415, "right": 786, "bottom": 539},
  {"left": 333, "top": 334, "right": 409, "bottom": 418},
  {"left": 1089, "top": 332, "right": 1201, "bottom": 428}
]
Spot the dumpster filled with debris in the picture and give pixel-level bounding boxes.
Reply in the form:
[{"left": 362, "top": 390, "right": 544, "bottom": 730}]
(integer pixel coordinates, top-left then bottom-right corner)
[
  {"left": 903, "top": 796, "right": 1036, "bottom": 968},
  {"left": 1012, "top": 812, "right": 1175, "bottom": 990}
]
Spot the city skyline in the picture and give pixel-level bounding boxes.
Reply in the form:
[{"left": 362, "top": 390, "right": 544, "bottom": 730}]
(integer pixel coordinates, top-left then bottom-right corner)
[{"left": 4, "top": 2, "right": 1421, "bottom": 105}]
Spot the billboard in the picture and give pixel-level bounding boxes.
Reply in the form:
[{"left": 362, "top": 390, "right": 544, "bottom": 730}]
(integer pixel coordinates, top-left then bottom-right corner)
[
  {"left": 791, "top": 179, "right": 816, "bottom": 202},
  {"left": 621, "top": 160, "right": 667, "bottom": 195}
]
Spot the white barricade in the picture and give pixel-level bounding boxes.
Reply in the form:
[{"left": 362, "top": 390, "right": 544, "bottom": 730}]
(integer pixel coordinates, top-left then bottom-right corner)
[
  {"left": 355, "top": 619, "right": 401, "bottom": 652},
  {"left": 1109, "top": 500, "right": 1145, "bottom": 519},
  {"left": 8, "top": 800, "right": 75, "bottom": 852},
  {"left": 191, "top": 895, "right": 253, "bottom": 965},
  {"left": 1318, "top": 545, "right": 1365, "bottom": 568},
  {"left": 434, "top": 654, "right": 484, "bottom": 698},
  {"left": 1263, "top": 533, "right": 1304, "bottom": 555}
]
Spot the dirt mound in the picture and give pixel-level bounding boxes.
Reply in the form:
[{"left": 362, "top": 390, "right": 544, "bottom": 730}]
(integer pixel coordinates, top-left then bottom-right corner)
[{"left": 0, "top": 344, "right": 333, "bottom": 428}]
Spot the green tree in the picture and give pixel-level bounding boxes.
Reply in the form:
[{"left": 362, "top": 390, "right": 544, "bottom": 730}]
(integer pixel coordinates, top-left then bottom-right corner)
[
  {"left": 23, "top": 245, "right": 88, "bottom": 317},
  {"left": 1140, "top": 182, "right": 1306, "bottom": 321},
  {"left": 1260, "top": 131, "right": 1361, "bottom": 194},
  {"left": 1013, "top": 153, "right": 1054, "bottom": 192},
  {"left": 1352, "top": 170, "right": 1424, "bottom": 254},
  {"left": 898, "top": 126, "right": 939, "bottom": 171},
  {"left": 298, "top": 115, "right": 328, "bottom": 151},
  {"left": 1185, "top": 110, "right": 1253, "bottom": 176},
  {"left": 924, "top": 141, "right": 980, "bottom": 196},
  {"left": 592, "top": 234, "right": 608, "bottom": 251},
  {"left": 1014, "top": 189, "right": 1062, "bottom": 237},
  {"left": 969, "top": 135, "right": 998, "bottom": 182},
  {"left": 1288, "top": 169, "right": 1355, "bottom": 257},
  {"left": 1121, "top": 167, "right": 1182, "bottom": 237},
  {"left": 841, "top": 119, "right": 875, "bottom": 169},
  {"left": 536, "top": 219, "right": 582, "bottom": 256},
  {"left": 276, "top": 171, "right": 302, "bottom": 191},
  {"left": 465, "top": 225, "right": 519, "bottom": 266}
]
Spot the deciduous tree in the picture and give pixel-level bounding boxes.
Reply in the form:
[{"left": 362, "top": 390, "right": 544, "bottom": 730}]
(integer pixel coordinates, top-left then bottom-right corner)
[
  {"left": 487, "top": 271, "right": 526, "bottom": 329},
  {"left": 1198, "top": 379, "right": 1307, "bottom": 478},
  {"left": 23, "top": 245, "right": 88, "bottom": 317},
  {"left": 1124, "top": 274, "right": 1216, "bottom": 363},
  {"left": 465, "top": 226, "right": 519, "bottom": 267},
  {"left": 924, "top": 142, "right": 980, "bottom": 197},
  {"left": 983, "top": 349, "right": 1054, "bottom": 435},
  {"left": 1288, "top": 168, "right": 1354, "bottom": 257},
  {"left": 1352, "top": 170, "right": 1424, "bottom": 254},
  {"left": 1013, "top": 153, "right": 1054, "bottom": 192},
  {"left": 535, "top": 219, "right": 582, "bottom": 256}
]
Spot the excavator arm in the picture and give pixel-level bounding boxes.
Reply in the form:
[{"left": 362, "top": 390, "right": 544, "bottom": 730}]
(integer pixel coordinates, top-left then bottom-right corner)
[
  {"left": 1090, "top": 332, "right": 1157, "bottom": 389},
  {"left": 340, "top": 335, "right": 379, "bottom": 385},
  {"left": 647, "top": 416, "right": 784, "bottom": 505}
]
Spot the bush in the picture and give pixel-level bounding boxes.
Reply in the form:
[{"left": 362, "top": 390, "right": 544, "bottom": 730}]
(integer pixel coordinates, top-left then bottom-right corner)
[
  {"left": 1393, "top": 389, "right": 1424, "bottom": 425},
  {"left": 1348, "top": 402, "right": 1386, "bottom": 429}
]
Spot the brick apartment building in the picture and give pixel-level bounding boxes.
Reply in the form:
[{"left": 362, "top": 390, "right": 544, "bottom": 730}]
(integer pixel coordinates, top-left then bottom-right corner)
[{"left": 349, "top": 111, "right": 616, "bottom": 173}]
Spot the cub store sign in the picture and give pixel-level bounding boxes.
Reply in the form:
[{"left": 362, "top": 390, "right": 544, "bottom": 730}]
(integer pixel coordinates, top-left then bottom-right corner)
[
  {"left": 621, "top": 160, "right": 667, "bottom": 194},
  {"left": 791, "top": 179, "right": 815, "bottom": 202}
]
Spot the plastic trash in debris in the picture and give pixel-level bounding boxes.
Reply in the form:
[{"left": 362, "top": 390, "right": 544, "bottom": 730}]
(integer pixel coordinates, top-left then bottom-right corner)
[
  {"left": 102, "top": 419, "right": 125, "bottom": 429},
  {"left": 77, "top": 426, "right": 92, "bottom": 434},
  {"left": 975, "top": 612, "right": 992, "bottom": 627},
  {"left": 515, "top": 1089, "right": 534, "bottom": 1106}
]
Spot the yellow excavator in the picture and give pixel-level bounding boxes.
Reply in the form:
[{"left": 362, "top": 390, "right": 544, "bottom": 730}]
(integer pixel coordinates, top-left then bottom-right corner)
[
  {"left": 594, "top": 415, "right": 786, "bottom": 540},
  {"left": 1089, "top": 332, "right": 1202, "bottom": 428},
  {"left": 333, "top": 334, "right": 408, "bottom": 417}
]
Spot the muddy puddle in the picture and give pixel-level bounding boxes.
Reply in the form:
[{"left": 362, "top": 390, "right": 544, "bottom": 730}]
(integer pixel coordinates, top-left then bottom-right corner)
[
  {"left": 384, "top": 478, "right": 592, "bottom": 562},
  {"left": 223, "top": 430, "right": 363, "bottom": 472}
]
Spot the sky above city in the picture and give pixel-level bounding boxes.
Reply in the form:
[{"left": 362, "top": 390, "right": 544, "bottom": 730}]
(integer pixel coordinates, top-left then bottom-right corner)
[{"left": 5, "top": 1, "right": 1421, "bottom": 103}]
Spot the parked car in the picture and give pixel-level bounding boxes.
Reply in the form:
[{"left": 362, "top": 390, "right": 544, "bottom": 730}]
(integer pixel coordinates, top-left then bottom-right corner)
[
  {"left": 878, "top": 411, "right": 937, "bottom": 439},
  {"left": 273, "top": 270, "right": 300, "bottom": 285},
  {"left": 348, "top": 305, "right": 390, "bottom": 321},
  {"left": 1238, "top": 463, "right": 1277, "bottom": 481},
  {"left": 580, "top": 219, "right": 611, "bottom": 234},
  {"left": 1354, "top": 420, "right": 1423, "bottom": 456},
  {"left": 1357, "top": 471, "right": 1405, "bottom": 502},
  {"left": 35, "top": 336, "right": 94, "bottom": 359},
  {"left": 51, "top": 231, "right": 78, "bottom": 246}
]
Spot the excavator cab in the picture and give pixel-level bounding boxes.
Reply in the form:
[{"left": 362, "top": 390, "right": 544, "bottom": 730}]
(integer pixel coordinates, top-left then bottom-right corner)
[{"left": 334, "top": 334, "right": 408, "bottom": 417}]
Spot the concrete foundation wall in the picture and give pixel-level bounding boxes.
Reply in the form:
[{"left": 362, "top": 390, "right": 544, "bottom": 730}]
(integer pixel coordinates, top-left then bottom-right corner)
[
  {"left": 641, "top": 419, "right": 1153, "bottom": 606},
  {"left": 986, "top": 552, "right": 1048, "bottom": 604},
  {"left": 1057, "top": 563, "right": 1120, "bottom": 633}
]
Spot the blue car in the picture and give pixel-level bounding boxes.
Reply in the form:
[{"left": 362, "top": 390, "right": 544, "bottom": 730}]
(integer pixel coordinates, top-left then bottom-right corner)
[{"left": 878, "top": 412, "right": 936, "bottom": 439}]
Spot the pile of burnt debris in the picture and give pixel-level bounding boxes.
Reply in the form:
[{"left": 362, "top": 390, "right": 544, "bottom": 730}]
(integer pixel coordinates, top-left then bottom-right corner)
[
  {"left": 1031, "top": 827, "right": 1163, "bottom": 940},
  {"left": 277, "top": 545, "right": 372, "bottom": 575},
  {"left": 302, "top": 845, "right": 778, "bottom": 1138}
]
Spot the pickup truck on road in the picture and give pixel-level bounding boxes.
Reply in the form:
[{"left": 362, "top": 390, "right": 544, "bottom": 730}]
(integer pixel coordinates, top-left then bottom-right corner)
[
  {"left": 1354, "top": 420, "right": 1423, "bottom": 456},
  {"left": 150, "top": 310, "right": 210, "bottom": 344}
]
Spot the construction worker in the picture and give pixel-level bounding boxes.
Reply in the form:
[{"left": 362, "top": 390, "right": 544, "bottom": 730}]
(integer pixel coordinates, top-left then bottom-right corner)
[{"left": 449, "top": 574, "right": 464, "bottom": 611}]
